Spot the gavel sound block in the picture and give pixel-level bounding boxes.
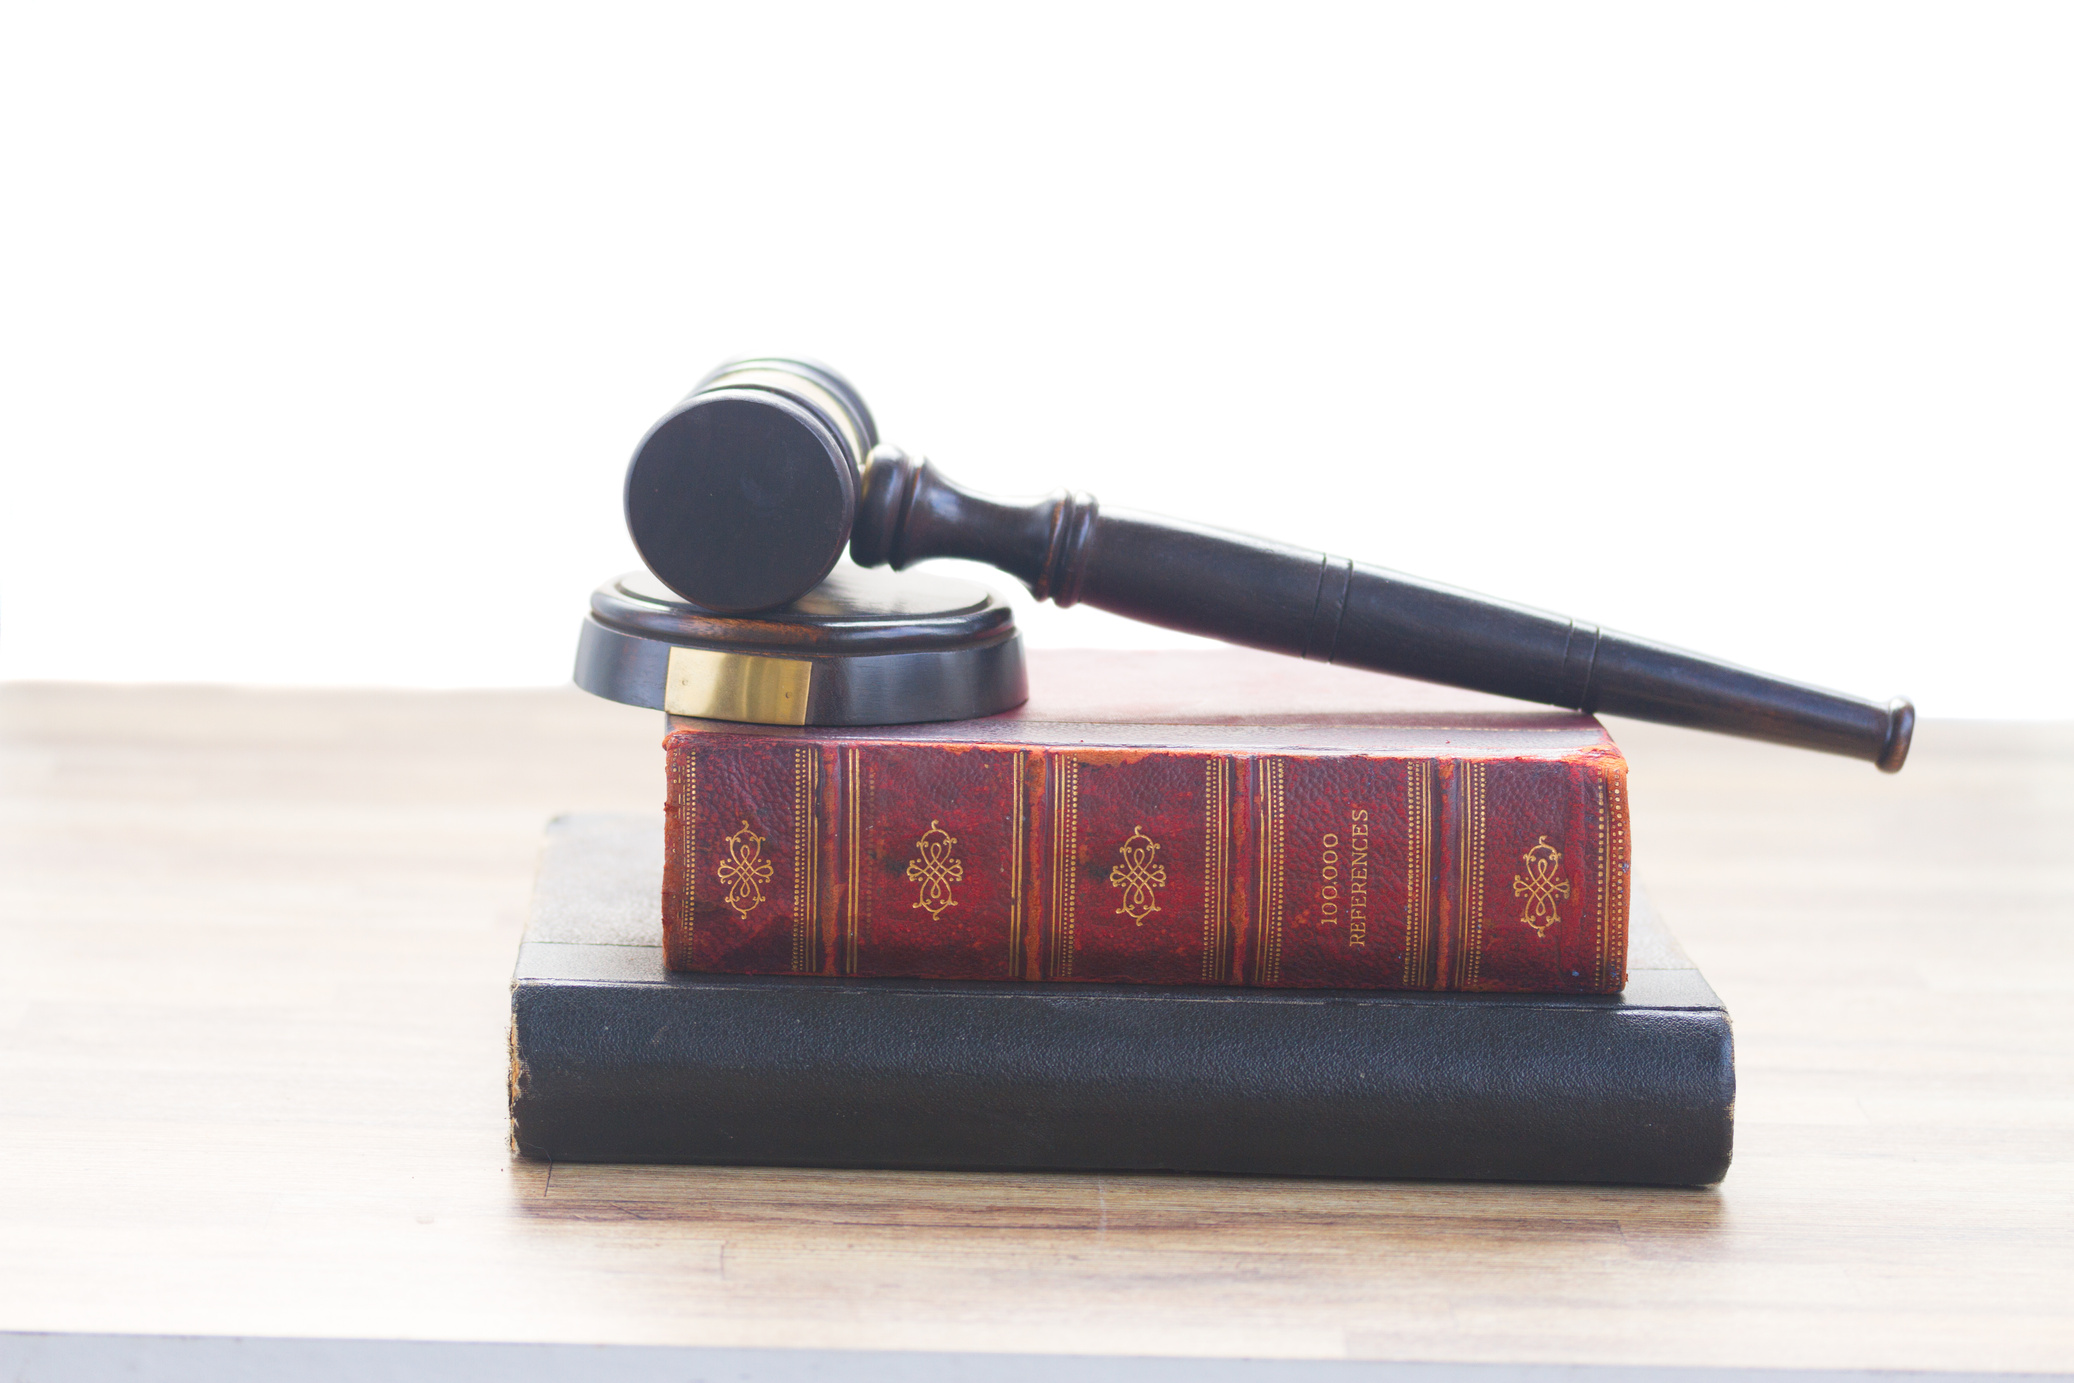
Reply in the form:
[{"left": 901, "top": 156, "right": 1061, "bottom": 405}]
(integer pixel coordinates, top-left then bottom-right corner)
[{"left": 623, "top": 358, "right": 1912, "bottom": 770}]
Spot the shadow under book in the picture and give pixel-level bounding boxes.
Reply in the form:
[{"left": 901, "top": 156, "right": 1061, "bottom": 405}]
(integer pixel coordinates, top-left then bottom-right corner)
[{"left": 509, "top": 814, "right": 1734, "bottom": 1186}]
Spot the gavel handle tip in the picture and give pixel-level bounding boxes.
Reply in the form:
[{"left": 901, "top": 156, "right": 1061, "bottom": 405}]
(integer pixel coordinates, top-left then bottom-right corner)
[{"left": 1877, "top": 697, "right": 1915, "bottom": 773}]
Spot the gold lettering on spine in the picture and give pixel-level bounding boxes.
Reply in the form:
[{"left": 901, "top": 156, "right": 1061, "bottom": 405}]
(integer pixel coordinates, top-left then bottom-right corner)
[
  {"left": 671, "top": 749, "right": 697, "bottom": 947},
  {"left": 843, "top": 745, "right": 862, "bottom": 975},
  {"left": 1007, "top": 752, "right": 1027, "bottom": 978},
  {"left": 1345, "top": 809, "right": 1369, "bottom": 949},
  {"left": 1455, "top": 762, "right": 1488, "bottom": 988},
  {"left": 1254, "top": 758, "right": 1288, "bottom": 984},
  {"left": 1201, "top": 757, "right": 1231, "bottom": 982},
  {"left": 1047, "top": 756, "right": 1080, "bottom": 979},
  {"left": 1319, "top": 832, "right": 1339, "bottom": 929},
  {"left": 1403, "top": 760, "right": 1432, "bottom": 987}
]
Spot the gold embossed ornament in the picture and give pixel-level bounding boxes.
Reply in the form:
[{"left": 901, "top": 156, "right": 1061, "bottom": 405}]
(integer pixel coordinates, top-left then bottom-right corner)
[
  {"left": 1511, "top": 836, "right": 1572, "bottom": 936},
  {"left": 905, "top": 820, "right": 965, "bottom": 920},
  {"left": 718, "top": 820, "right": 775, "bottom": 917},
  {"left": 1108, "top": 826, "right": 1167, "bottom": 924}
]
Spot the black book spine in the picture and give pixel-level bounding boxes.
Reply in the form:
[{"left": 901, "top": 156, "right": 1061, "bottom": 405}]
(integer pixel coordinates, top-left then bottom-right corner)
[{"left": 510, "top": 956, "right": 1734, "bottom": 1186}]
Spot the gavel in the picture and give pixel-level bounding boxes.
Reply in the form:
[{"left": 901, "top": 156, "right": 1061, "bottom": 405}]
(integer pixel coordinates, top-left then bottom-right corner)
[{"left": 625, "top": 357, "right": 1913, "bottom": 771}]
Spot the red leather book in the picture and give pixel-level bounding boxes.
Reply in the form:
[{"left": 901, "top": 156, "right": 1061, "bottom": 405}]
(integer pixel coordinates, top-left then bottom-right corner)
[{"left": 661, "top": 649, "right": 1630, "bottom": 993}]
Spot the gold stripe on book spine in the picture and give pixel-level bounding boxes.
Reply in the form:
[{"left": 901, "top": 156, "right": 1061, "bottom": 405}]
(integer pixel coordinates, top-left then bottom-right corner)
[
  {"left": 1455, "top": 761, "right": 1489, "bottom": 989},
  {"left": 1613, "top": 776, "right": 1630, "bottom": 983},
  {"left": 1047, "top": 756, "right": 1080, "bottom": 979},
  {"left": 791, "top": 747, "right": 817, "bottom": 973},
  {"left": 1596, "top": 779, "right": 1608, "bottom": 990},
  {"left": 1254, "top": 758, "right": 1287, "bottom": 984},
  {"left": 671, "top": 749, "right": 697, "bottom": 949},
  {"left": 843, "top": 745, "right": 862, "bottom": 975},
  {"left": 1007, "top": 751, "right": 1027, "bottom": 979},
  {"left": 1200, "top": 757, "right": 1231, "bottom": 982},
  {"left": 1596, "top": 774, "right": 1629, "bottom": 991},
  {"left": 1403, "top": 759, "right": 1433, "bottom": 987}
]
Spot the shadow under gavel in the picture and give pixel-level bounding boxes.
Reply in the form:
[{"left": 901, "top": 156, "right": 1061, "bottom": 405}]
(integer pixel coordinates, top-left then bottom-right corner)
[{"left": 625, "top": 357, "right": 1912, "bottom": 771}]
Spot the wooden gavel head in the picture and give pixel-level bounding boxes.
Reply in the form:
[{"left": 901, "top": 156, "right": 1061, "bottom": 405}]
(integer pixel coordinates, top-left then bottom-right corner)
[
  {"left": 625, "top": 358, "right": 877, "bottom": 614},
  {"left": 625, "top": 356, "right": 1077, "bottom": 613}
]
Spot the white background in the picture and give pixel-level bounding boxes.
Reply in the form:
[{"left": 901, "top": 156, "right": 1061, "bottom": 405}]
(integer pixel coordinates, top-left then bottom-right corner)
[{"left": 2, "top": 2, "right": 2067, "bottom": 715}]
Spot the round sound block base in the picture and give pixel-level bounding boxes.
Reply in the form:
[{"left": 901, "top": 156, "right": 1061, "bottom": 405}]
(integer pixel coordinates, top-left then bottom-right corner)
[{"left": 574, "top": 566, "right": 1027, "bottom": 727}]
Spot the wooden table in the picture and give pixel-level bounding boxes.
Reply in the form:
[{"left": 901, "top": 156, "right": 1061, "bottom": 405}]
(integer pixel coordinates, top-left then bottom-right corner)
[{"left": 2, "top": 675, "right": 2069, "bottom": 1374}]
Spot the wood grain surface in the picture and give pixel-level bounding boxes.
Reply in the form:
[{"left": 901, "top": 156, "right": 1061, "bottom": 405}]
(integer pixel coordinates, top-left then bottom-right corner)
[{"left": 1, "top": 662, "right": 2069, "bottom": 1370}]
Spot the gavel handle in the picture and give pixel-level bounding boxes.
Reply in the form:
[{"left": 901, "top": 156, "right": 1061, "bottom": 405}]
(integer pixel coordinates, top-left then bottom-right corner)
[{"left": 852, "top": 450, "right": 1912, "bottom": 770}]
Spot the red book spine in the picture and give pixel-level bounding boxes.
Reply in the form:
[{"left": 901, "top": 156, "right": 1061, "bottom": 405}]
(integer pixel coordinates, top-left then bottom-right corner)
[{"left": 661, "top": 733, "right": 1630, "bottom": 993}]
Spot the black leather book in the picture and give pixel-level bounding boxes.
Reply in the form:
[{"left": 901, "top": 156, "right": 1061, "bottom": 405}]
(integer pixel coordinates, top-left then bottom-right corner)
[{"left": 509, "top": 815, "right": 1734, "bottom": 1185}]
